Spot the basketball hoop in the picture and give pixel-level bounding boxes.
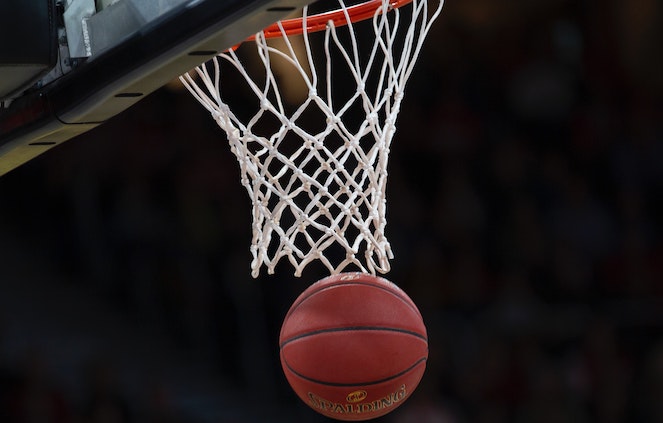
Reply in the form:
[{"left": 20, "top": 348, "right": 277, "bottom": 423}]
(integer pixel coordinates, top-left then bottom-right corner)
[
  {"left": 252, "top": 0, "right": 415, "bottom": 39},
  {"left": 181, "top": 0, "right": 443, "bottom": 277}
]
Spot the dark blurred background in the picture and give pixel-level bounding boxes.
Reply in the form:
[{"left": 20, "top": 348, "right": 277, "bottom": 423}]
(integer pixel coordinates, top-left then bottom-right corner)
[{"left": 1, "top": 0, "right": 662, "bottom": 422}]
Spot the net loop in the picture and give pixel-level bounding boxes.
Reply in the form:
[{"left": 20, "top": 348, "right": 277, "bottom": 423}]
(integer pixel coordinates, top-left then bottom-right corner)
[{"left": 181, "top": 0, "right": 443, "bottom": 277}]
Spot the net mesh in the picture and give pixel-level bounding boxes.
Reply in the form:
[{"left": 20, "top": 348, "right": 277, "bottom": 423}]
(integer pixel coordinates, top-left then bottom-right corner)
[{"left": 181, "top": 0, "right": 443, "bottom": 277}]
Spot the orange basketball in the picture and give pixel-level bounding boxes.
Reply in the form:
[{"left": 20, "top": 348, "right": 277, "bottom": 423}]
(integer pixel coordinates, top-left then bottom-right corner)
[{"left": 279, "top": 272, "right": 428, "bottom": 421}]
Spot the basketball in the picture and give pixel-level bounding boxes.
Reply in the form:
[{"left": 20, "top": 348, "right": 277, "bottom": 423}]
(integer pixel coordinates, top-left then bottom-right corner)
[{"left": 279, "top": 272, "right": 428, "bottom": 421}]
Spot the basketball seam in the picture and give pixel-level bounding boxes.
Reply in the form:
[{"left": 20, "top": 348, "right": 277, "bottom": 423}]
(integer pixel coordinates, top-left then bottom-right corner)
[
  {"left": 285, "top": 281, "right": 422, "bottom": 321},
  {"left": 279, "top": 326, "right": 428, "bottom": 348},
  {"left": 282, "top": 356, "right": 427, "bottom": 387}
]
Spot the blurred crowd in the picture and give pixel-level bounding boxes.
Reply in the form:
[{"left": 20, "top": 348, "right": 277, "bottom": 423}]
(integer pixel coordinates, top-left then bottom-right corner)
[{"left": 1, "top": 0, "right": 662, "bottom": 422}]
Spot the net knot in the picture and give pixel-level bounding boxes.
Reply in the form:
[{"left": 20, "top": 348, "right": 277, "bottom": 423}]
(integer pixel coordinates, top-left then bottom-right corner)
[
  {"left": 385, "top": 115, "right": 397, "bottom": 130},
  {"left": 326, "top": 115, "right": 341, "bottom": 126},
  {"left": 367, "top": 112, "right": 379, "bottom": 126}
]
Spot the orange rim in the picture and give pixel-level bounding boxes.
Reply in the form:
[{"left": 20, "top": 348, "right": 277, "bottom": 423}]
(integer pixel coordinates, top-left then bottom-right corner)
[{"left": 252, "top": 0, "right": 413, "bottom": 39}]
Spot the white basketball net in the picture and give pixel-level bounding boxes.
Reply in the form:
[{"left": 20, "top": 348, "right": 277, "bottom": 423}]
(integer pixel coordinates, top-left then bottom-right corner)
[{"left": 181, "top": 0, "right": 443, "bottom": 277}]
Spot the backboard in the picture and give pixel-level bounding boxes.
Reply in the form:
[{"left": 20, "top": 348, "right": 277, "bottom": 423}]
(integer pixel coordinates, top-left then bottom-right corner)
[{"left": 0, "top": 0, "right": 313, "bottom": 176}]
